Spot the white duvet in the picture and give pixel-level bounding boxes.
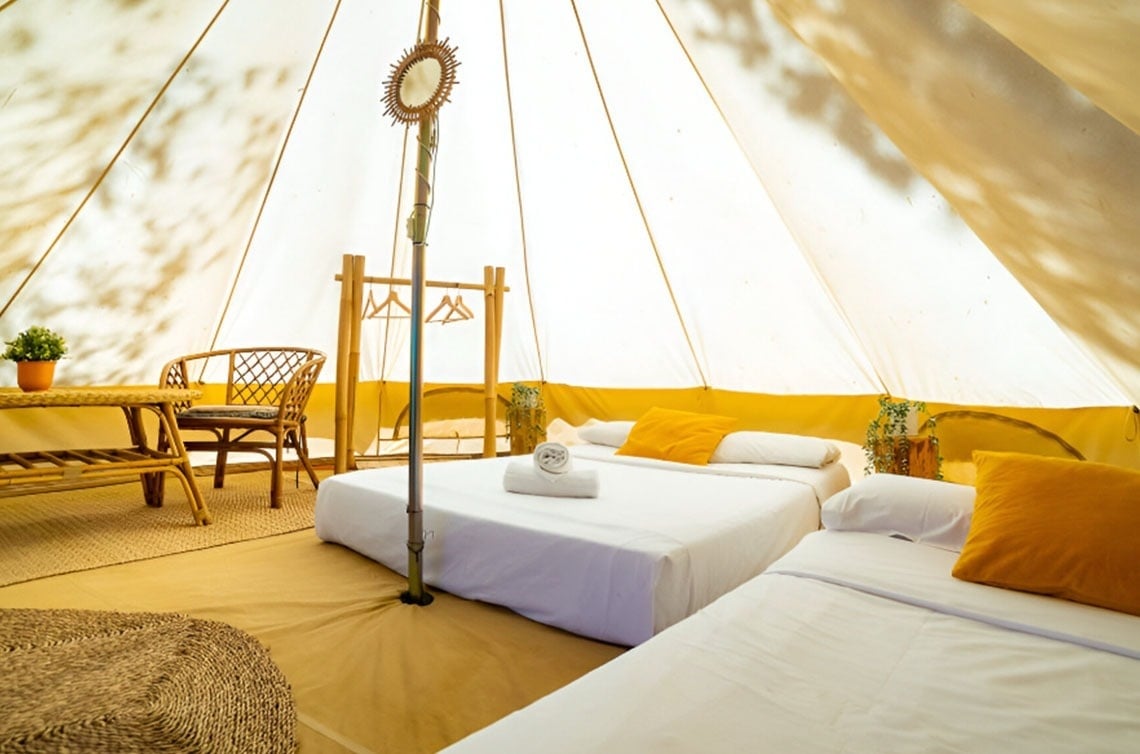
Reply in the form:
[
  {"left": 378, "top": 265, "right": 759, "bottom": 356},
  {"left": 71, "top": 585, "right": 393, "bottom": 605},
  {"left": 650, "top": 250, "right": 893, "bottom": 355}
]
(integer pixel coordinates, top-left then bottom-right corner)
[
  {"left": 445, "top": 530, "right": 1140, "bottom": 753},
  {"left": 315, "top": 449, "right": 846, "bottom": 646}
]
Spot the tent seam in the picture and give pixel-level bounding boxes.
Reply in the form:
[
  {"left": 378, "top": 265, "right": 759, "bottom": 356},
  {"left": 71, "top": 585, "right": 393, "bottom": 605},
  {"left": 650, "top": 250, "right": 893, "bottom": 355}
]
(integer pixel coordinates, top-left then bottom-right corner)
[
  {"left": 1, "top": 0, "right": 233, "bottom": 321},
  {"left": 570, "top": 0, "right": 709, "bottom": 388},
  {"left": 372, "top": 124, "right": 414, "bottom": 445},
  {"left": 499, "top": 0, "right": 545, "bottom": 384},
  {"left": 207, "top": 0, "right": 345, "bottom": 351},
  {"left": 653, "top": 0, "right": 888, "bottom": 396}
]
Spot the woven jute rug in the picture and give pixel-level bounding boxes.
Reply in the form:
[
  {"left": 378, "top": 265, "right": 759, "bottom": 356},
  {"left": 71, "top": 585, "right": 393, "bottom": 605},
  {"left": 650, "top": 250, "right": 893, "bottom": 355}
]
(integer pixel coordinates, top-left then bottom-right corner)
[
  {"left": 0, "top": 607, "right": 296, "bottom": 753},
  {"left": 0, "top": 469, "right": 326, "bottom": 588}
]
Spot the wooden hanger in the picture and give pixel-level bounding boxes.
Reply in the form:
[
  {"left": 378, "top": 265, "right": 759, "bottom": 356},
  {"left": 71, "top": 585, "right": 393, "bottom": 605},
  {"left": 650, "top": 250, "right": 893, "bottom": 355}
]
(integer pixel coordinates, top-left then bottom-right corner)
[
  {"left": 425, "top": 293, "right": 454, "bottom": 323},
  {"left": 363, "top": 288, "right": 412, "bottom": 320},
  {"left": 426, "top": 291, "right": 474, "bottom": 324},
  {"left": 452, "top": 294, "right": 475, "bottom": 321}
]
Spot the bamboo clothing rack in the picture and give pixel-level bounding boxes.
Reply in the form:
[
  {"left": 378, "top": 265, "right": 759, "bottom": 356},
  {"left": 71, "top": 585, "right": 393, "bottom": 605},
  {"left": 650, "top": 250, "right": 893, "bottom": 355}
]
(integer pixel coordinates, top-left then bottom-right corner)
[{"left": 333, "top": 253, "right": 508, "bottom": 473}]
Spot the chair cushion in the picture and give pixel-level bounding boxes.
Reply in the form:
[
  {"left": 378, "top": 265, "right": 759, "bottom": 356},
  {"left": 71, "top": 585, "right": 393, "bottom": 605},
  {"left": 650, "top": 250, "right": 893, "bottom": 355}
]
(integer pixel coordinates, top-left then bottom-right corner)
[{"left": 179, "top": 405, "right": 280, "bottom": 421}]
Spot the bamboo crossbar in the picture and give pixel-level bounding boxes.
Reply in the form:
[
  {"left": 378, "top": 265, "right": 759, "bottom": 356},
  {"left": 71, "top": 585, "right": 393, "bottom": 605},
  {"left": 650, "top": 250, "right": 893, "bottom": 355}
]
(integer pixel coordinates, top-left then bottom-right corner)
[{"left": 334, "top": 273, "right": 510, "bottom": 293}]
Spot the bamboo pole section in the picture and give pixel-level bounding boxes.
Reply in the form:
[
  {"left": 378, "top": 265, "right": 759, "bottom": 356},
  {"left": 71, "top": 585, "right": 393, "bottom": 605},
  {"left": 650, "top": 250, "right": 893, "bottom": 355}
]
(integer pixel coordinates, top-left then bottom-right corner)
[
  {"left": 334, "top": 254, "right": 355, "bottom": 474},
  {"left": 483, "top": 266, "right": 506, "bottom": 458},
  {"left": 347, "top": 254, "right": 365, "bottom": 470},
  {"left": 493, "top": 266, "right": 506, "bottom": 384},
  {"left": 482, "top": 266, "right": 496, "bottom": 458}
]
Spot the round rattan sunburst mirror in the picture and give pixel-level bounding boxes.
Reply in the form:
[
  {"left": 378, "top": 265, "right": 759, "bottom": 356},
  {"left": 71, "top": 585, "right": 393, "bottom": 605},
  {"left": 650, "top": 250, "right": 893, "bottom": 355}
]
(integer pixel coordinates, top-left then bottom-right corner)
[{"left": 382, "top": 38, "right": 460, "bottom": 125}]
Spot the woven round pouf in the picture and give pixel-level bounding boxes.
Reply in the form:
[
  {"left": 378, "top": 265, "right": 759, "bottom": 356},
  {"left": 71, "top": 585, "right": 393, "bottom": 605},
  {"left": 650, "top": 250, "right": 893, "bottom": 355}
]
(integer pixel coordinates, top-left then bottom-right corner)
[{"left": 0, "top": 608, "right": 296, "bottom": 753}]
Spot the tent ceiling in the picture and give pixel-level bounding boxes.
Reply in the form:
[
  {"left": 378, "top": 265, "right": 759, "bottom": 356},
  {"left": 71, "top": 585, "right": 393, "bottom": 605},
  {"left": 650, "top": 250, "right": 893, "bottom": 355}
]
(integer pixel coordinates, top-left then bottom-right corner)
[
  {"left": 1, "top": 0, "right": 1136, "bottom": 408},
  {"left": 958, "top": 0, "right": 1140, "bottom": 138}
]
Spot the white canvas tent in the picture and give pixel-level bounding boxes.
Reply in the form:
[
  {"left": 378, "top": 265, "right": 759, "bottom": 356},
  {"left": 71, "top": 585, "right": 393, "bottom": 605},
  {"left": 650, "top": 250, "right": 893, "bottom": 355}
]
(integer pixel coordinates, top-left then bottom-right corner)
[{"left": 3, "top": 0, "right": 1139, "bottom": 468}]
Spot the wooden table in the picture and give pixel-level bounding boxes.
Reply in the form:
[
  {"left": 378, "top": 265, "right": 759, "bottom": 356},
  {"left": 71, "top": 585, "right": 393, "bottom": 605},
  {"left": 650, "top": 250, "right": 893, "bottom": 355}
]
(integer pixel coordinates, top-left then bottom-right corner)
[{"left": 0, "top": 386, "right": 212, "bottom": 525}]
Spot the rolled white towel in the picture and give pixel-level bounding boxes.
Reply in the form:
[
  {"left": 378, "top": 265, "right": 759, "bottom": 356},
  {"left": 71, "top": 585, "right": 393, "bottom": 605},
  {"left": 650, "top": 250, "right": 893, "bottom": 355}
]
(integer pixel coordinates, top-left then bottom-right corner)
[
  {"left": 503, "top": 460, "right": 599, "bottom": 499},
  {"left": 533, "top": 441, "right": 572, "bottom": 479}
]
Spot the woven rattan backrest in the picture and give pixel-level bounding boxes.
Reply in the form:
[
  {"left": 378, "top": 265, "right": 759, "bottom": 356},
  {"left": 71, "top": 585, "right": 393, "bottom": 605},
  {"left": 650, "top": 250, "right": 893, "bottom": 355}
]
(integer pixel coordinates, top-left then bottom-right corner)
[
  {"left": 159, "top": 348, "right": 325, "bottom": 414},
  {"left": 278, "top": 356, "right": 325, "bottom": 424},
  {"left": 158, "top": 357, "right": 195, "bottom": 412},
  {"left": 228, "top": 348, "right": 321, "bottom": 407}
]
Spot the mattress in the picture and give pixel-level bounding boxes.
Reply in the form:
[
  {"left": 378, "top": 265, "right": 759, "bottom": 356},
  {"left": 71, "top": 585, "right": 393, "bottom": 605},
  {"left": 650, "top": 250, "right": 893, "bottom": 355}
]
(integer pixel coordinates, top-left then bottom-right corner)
[
  {"left": 315, "top": 448, "right": 847, "bottom": 646},
  {"left": 443, "top": 530, "right": 1140, "bottom": 753}
]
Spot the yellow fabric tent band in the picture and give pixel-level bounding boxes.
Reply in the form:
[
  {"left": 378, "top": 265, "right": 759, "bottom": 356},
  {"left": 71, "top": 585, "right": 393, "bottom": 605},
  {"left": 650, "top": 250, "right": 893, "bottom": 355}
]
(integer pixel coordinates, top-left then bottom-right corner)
[
  {"left": 307, "top": 382, "right": 1140, "bottom": 473},
  {"left": 4, "top": 383, "right": 1136, "bottom": 475}
]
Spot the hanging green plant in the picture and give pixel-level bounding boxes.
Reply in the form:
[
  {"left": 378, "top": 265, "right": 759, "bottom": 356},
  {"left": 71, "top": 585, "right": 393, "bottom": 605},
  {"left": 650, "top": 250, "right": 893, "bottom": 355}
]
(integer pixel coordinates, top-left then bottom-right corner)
[{"left": 863, "top": 396, "right": 942, "bottom": 479}]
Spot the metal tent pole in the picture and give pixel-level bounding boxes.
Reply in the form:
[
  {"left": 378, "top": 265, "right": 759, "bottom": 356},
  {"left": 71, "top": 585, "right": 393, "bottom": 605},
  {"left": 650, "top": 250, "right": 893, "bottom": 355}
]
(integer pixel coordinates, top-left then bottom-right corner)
[{"left": 401, "top": 0, "right": 442, "bottom": 607}]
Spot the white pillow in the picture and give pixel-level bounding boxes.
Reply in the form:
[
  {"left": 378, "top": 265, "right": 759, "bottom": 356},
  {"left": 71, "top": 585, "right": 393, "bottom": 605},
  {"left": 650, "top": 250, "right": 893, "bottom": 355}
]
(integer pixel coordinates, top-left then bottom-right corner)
[
  {"left": 821, "top": 474, "right": 976, "bottom": 551},
  {"left": 709, "top": 431, "right": 841, "bottom": 468},
  {"left": 576, "top": 420, "right": 635, "bottom": 447}
]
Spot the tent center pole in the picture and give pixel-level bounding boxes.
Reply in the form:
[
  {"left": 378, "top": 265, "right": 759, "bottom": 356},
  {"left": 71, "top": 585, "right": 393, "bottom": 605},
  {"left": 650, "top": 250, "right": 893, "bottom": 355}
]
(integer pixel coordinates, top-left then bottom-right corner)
[{"left": 401, "top": 0, "right": 442, "bottom": 608}]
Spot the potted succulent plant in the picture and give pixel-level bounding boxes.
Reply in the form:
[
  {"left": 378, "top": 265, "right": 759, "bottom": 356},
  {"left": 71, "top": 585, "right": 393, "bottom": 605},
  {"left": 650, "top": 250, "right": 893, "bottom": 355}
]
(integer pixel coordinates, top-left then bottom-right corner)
[{"left": 2, "top": 325, "right": 68, "bottom": 392}]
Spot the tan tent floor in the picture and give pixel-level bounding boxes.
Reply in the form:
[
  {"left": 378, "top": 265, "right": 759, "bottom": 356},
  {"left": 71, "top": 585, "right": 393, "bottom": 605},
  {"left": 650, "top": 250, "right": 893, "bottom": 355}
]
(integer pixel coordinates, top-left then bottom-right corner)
[{"left": 0, "top": 525, "right": 625, "bottom": 752}]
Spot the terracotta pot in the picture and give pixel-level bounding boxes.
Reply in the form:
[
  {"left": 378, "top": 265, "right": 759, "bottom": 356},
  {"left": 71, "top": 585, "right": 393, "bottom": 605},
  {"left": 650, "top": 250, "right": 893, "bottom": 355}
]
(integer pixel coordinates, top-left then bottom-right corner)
[{"left": 17, "top": 360, "right": 56, "bottom": 392}]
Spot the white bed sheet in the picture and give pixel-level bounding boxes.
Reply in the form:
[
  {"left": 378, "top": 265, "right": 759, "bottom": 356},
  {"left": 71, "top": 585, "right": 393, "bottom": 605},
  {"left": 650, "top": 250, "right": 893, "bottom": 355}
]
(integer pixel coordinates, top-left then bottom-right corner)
[
  {"left": 315, "top": 451, "right": 838, "bottom": 646},
  {"left": 444, "top": 530, "right": 1140, "bottom": 753}
]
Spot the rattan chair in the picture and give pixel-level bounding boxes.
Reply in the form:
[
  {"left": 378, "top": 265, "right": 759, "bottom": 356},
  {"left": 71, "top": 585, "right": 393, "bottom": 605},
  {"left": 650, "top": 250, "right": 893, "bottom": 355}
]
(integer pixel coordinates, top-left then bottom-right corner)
[{"left": 159, "top": 347, "right": 326, "bottom": 508}]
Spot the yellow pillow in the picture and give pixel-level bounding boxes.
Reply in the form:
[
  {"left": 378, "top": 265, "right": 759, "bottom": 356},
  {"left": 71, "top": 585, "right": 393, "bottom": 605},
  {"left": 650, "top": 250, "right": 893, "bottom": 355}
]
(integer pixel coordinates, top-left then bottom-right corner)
[
  {"left": 952, "top": 450, "right": 1140, "bottom": 617},
  {"left": 615, "top": 407, "right": 737, "bottom": 466}
]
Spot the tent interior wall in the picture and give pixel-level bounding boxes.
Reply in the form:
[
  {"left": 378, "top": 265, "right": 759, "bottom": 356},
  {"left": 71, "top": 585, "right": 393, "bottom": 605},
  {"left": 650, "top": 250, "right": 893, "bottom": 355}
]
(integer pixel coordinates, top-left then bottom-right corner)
[{"left": 3, "top": 1, "right": 1140, "bottom": 472}]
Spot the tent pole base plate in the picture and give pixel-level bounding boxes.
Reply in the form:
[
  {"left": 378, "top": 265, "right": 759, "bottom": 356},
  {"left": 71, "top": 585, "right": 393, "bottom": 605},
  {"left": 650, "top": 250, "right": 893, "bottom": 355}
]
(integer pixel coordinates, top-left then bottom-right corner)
[{"left": 400, "top": 590, "right": 435, "bottom": 606}]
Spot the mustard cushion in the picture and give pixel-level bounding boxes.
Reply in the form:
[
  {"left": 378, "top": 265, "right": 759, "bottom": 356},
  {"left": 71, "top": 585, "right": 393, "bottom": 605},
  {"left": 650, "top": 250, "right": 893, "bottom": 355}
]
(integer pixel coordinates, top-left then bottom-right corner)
[
  {"left": 952, "top": 450, "right": 1140, "bottom": 617},
  {"left": 615, "top": 407, "right": 737, "bottom": 466}
]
